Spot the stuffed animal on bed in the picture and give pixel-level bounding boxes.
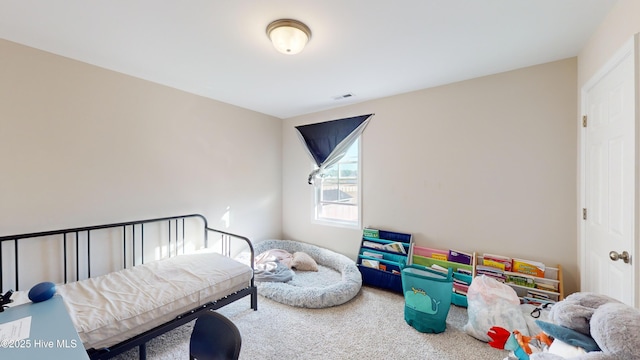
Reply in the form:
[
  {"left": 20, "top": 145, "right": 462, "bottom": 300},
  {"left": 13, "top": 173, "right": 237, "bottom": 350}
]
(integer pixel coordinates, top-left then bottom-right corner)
[{"left": 527, "top": 292, "right": 640, "bottom": 360}]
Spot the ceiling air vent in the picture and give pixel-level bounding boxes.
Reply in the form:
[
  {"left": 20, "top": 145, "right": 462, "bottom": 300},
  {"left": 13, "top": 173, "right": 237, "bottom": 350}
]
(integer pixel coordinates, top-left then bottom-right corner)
[{"left": 333, "top": 93, "right": 355, "bottom": 101}]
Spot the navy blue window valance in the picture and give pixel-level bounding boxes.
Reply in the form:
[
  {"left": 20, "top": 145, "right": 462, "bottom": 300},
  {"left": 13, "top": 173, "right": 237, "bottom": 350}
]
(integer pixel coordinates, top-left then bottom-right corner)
[{"left": 295, "top": 114, "right": 373, "bottom": 184}]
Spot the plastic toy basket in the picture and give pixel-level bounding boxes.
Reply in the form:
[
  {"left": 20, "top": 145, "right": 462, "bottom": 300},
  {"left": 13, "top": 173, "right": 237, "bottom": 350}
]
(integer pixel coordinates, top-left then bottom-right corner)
[{"left": 401, "top": 263, "right": 453, "bottom": 333}]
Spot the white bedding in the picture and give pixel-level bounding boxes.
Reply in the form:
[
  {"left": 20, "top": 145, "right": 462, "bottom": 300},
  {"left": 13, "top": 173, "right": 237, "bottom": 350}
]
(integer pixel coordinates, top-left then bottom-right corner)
[{"left": 11, "top": 251, "right": 253, "bottom": 350}]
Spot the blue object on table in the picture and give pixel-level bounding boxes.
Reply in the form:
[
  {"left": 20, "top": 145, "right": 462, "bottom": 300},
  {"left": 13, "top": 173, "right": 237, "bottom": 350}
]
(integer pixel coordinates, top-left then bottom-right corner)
[{"left": 28, "top": 281, "right": 56, "bottom": 303}]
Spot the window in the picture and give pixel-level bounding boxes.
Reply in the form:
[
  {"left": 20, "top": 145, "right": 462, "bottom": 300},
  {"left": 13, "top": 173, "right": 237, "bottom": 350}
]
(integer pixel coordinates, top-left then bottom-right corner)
[
  {"left": 314, "top": 138, "right": 360, "bottom": 227},
  {"left": 294, "top": 113, "right": 372, "bottom": 228}
]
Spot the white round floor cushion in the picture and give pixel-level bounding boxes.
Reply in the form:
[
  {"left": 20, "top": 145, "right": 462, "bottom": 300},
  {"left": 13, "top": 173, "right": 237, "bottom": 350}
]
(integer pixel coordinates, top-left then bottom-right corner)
[{"left": 253, "top": 239, "right": 362, "bottom": 308}]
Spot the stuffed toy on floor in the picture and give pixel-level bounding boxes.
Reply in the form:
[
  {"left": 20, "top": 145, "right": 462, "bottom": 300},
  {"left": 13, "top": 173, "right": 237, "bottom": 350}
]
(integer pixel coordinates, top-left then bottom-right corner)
[{"left": 525, "top": 292, "right": 640, "bottom": 359}]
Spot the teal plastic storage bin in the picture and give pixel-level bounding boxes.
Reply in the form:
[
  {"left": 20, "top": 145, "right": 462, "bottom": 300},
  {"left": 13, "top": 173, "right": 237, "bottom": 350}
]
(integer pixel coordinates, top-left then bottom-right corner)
[{"left": 401, "top": 264, "right": 453, "bottom": 333}]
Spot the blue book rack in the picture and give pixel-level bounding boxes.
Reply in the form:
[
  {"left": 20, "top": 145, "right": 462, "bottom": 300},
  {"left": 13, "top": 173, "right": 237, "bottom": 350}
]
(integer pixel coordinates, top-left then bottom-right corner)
[{"left": 356, "top": 228, "right": 413, "bottom": 293}]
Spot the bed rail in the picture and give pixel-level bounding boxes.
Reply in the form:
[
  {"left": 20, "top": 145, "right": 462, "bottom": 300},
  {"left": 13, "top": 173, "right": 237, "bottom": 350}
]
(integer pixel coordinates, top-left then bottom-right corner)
[
  {"left": 0, "top": 213, "right": 254, "bottom": 294},
  {"left": 0, "top": 213, "right": 257, "bottom": 360}
]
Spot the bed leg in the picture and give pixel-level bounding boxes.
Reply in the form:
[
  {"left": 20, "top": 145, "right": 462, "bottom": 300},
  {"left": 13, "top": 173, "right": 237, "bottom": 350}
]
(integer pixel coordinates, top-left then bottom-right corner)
[
  {"left": 251, "top": 288, "right": 258, "bottom": 311},
  {"left": 139, "top": 343, "right": 147, "bottom": 360}
]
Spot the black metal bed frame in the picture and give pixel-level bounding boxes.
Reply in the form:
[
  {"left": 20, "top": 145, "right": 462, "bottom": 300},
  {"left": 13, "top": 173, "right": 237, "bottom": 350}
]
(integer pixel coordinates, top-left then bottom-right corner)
[{"left": 0, "top": 213, "right": 257, "bottom": 360}]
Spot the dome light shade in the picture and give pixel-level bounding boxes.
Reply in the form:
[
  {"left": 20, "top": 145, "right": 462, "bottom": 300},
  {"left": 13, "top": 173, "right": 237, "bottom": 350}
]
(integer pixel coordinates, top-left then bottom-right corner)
[{"left": 266, "top": 19, "right": 311, "bottom": 55}]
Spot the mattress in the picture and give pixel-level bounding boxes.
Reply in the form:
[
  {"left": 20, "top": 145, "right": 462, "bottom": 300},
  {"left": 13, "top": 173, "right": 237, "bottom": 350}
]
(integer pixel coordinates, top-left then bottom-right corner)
[{"left": 11, "top": 251, "right": 253, "bottom": 350}]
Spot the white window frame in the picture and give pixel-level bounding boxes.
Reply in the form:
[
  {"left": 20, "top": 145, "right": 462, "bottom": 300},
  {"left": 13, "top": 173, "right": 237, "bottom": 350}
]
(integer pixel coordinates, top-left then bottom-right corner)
[{"left": 312, "top": 138, "right": 362, "bottom": 229}]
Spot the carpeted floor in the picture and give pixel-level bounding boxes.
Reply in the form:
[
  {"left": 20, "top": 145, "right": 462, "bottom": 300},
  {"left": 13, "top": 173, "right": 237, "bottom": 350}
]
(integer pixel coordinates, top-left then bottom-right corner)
[{"left": 111, "top": 286, "right": 508, "bottom": 359}]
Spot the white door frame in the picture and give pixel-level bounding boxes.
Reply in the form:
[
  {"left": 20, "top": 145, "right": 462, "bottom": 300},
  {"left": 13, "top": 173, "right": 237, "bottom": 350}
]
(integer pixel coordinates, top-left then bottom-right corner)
[{"left": 579, "top": 34, "right": 639, "bottom": 307}]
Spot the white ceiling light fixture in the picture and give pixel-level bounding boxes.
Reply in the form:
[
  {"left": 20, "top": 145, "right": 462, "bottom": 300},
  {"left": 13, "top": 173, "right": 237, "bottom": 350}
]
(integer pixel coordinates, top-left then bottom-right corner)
[{"left": 266, "top": 19, "right": 311, "bottom": 55}]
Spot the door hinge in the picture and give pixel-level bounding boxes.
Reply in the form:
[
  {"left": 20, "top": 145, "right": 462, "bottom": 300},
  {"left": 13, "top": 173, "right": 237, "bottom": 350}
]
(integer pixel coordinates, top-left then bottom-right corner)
[
  {"left": 582, "top": 115, "right": 587, "bottom": 128},
  {"left": 583, "top": 208, "right": 587, "bottom": 220}
]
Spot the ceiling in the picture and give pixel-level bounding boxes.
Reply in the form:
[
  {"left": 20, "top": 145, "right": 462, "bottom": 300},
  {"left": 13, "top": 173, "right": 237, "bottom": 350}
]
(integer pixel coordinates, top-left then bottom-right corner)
[{"left": 0, "top": 0, "right": 619, "bottom": 119}]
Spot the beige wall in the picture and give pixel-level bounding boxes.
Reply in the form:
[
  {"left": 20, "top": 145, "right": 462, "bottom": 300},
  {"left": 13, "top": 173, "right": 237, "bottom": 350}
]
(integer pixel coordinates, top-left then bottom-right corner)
[
  {"left": 578, "top": 0, "right": 640, "bottom": 88},
  {"left": 0, "top": 39, "right": 283, "bottom": 242},
  {"left": 5, "top": 9, "right": 620, "bottom": 296},
  {"left": 283, "top": 58, "right": 579, "bottom": 294}
]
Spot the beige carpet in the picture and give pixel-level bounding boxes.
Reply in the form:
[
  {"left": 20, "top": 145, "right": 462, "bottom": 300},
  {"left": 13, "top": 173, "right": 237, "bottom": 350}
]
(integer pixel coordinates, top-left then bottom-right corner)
[{"left": 112, "top": 286, "right": 508, "bottom": 359}]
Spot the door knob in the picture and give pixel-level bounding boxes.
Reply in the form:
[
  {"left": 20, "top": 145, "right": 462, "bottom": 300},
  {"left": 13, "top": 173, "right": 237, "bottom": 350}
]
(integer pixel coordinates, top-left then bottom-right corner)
[{"left": 609, "top": 250, "right": 630, "bottom": 263}]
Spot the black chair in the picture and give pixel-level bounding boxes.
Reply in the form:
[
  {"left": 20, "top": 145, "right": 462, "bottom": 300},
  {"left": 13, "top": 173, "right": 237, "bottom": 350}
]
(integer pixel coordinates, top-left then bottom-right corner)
[{"left": 189, "top": 310, "right": 242, "bottom": 360}]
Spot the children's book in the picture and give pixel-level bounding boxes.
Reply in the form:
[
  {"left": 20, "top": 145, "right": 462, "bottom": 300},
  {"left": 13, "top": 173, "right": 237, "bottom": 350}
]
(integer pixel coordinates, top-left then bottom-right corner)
[
  {"left": 535, "top": 282, "right": 558, "bottom": 292},
  {"left": 453, "top": 282, "right": 469, "bottom": 294},
  {"left": 512, "top": 258, "right": 545, "bottom": 277},
  {"left": 533, "top": 277, "right": 560, "bottom": 292},
  {"left": 384, "top": 242, "right": 407, "bottom": 254},
  {"left": 412, "top": 246, "right": 448, "bottom": 261},
  {"left": 476, "top": 266, "right": 506, "bottom": 282},
  {"left": 362, "top": 251, "right": 383, "bottom": 259},
  {"left": 454, "top": 288, "right": 468, "bottom": 296},
  {"left": 482, "top": 253, "right": 512, "bottom": 271},
  {"left": 505, "top": 272, "right": 535, "bottom": 288},
  {"left": 522, "top": 296, "right": 557, "bottom": 306},
  {"left": 362, "top": 241, "right": 384, "bottom": 250},
  {"left": 361, "top": 259, "right": 380, "bottom": 269},
  {"left": 526, "top": 289, "right": 552, "bottom": 300},
  {"left": 363, "top": 228, "right": 379, "bottom": 239},
  {"left": 430, "top": 264, "right": 448, "bottom": 273},
  {"left": 448, "top": 249, "right": 472, "bottom": 265}
]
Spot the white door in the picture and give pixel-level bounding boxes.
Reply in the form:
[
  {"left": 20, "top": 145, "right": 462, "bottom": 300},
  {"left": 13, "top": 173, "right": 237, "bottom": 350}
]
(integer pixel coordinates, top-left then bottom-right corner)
[{"left": 581, "top": 36, "right": 637, "bottom": 307}]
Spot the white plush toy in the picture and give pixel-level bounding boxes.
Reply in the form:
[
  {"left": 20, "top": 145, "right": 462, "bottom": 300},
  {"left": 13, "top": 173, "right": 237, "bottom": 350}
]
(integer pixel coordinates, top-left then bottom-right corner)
[{"left": 529, "top": 292, "right": 640, "bottom": 360}]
